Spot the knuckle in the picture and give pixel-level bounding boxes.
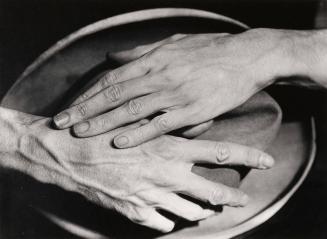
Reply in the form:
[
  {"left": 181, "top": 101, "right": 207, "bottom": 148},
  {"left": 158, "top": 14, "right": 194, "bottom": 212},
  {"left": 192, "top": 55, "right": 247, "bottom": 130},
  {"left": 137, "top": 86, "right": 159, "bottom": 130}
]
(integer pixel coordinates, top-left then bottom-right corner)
[
  {"left": 141, "top": 163, "right": 161, "bottom": 182},
  {"left": 75, "top": 103, "right": 88, "bottom": 117},
  {"left": 144, "top": 163, "right": 174, "bottom": 187},
  {"left": 134, "top": 127, "right": 146, "bottom": 143},
  {"left": 153, "top": 116, "right": 172, "bottom": 133},
  {"left": 128, "top": 127, "right": 146, "bottom": 147},
  {"left": 144, "top": 136, "right": 185, "bottom": 162},
  {"left": 228, "top": 189, "right": 247, "bottom": 206},
  {"left": 101, "top": 71, "right": 118, "bottom": 89},
  {"left": 139, "top": 55, "right": 150, "bottom": 69},
  {"left": 96, "top": 117, "right": 110, "bottom": 130},
  {"left": 127, "top": 99, "right": 142, "bottom": 115},
  {"left": 76, "top": 92, "right": 89, "bottom": 103},
  {"left": 214, "top": 142, "right": 230, "bottom": 162},
  {"left": 103, "top": 84, "right": 122, "bottom": 102},
  {"left": 209, "top": 188, "right": 224, "bottom": 205}
]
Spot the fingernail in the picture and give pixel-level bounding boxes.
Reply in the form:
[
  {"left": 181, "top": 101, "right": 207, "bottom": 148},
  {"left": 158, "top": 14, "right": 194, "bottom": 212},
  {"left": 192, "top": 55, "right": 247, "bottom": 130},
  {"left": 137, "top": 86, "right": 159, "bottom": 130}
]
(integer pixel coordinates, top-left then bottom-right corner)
[
  {"left": 53, "top": 112, "right": 70, "bottom": 128},
  {"left": 162, "top": 222, "right": 175, "bottom": 233},
  {"left": 115, "top": 136, "right": 129, "bottom": 147},
  {"left": 260, "top": 155, "right": 275, "bottom": 169},
  {"left": 201, "top": 209, "right": 215, "bottom": 219},
  {"left": 74, "top": 121, "right": 90, "bottom": 134}
]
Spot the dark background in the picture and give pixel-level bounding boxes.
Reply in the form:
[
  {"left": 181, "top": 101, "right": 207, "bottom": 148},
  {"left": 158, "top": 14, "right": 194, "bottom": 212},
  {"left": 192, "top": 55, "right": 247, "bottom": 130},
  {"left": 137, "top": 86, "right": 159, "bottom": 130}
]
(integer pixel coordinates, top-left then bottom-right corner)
[{"left": 1, "top": 0, "right": 327, "bottom": 238}]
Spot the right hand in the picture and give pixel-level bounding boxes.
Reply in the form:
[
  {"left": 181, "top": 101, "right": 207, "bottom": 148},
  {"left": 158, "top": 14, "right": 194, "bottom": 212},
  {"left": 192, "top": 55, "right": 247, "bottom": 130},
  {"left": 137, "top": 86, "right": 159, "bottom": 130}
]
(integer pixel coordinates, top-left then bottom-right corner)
[
  {"left": 7, "top": 109, "right": 274, "bottom": 232},
  {"left": 53, "top": 29, "right": 291, "bottom": 148}
]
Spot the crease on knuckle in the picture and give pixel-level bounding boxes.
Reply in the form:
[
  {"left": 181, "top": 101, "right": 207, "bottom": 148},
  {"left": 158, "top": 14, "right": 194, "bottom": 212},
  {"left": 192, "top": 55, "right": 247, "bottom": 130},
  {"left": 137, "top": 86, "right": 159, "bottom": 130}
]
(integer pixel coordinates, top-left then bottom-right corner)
[
  {"left": 96, "top": 117, "right": 110, "bottom": 130},
  {"left": 76, "top": 92, "right": 89, "bottom": 103},
  {"left": 104, "top": 84, "right": 121, "bottom": 102},
  {"left": 101, "top": 71, "right": 118, "bottom": 89},
  {"left": 138, "top": 55, "right": 150, "bottom": 70},
  {"left": 153, "top": 116, "right": 171, "bottom": 133},
  {"left": 127, "top": 99, "right": 142, "bottom": 115},
  {"left": 134, "top": 127, "right": 146, "bottom": 144},
  {"left": 75, "top": 103, "right": 88, "bottom": 117},
  {"left": 209, "top": 188, "right": 224, "bottom": 205},
  {"left": 214, "top": 142, "right": 230, "bottom": 163}
]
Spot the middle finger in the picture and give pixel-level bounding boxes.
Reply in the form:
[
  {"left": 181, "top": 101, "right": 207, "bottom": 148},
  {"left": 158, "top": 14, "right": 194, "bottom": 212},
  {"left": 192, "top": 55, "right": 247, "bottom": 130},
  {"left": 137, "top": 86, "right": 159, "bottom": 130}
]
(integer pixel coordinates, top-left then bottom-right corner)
[{"left": 73, "top": 92, "right": 177, "bottom": 137}]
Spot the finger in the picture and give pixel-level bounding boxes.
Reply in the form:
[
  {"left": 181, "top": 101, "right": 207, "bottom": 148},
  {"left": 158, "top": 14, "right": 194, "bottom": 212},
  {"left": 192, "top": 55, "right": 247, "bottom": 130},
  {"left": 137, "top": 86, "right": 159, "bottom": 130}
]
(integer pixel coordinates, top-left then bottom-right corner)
[
  {"left": 181, "top": 120, "right": 214, "bottom": 138},
  {"left": 109, "top": 34, "right": 187, "bottom": 62},
  {"left": 178, "top": 173, "right": 249, "bottom": 207},
  {"left": 114, "top": 108, "right": 193, "bottom": 148},
  {"left": 180, "top": 140, "right": 274, "bottom": 169},
  {"left": 71, "top": 57, "right": 151, "bottom": 106},
  {"left": 155, "top": 193, "right": 214, "bottom": 221},
  {"left": 73, "top": 93, "right": 174, "bottom": 137},
  {"left": 53, "top": 77, "right": 156, "bottom": 129},
  {"left": 134, "top": 208, "right": 175, "bottom": 233}
]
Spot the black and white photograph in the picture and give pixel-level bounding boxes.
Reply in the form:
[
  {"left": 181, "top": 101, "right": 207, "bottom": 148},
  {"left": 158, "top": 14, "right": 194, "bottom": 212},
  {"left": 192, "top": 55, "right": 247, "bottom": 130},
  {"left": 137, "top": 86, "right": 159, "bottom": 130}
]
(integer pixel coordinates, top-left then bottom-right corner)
[{"left": 0, "top": 0, "right": 326, "bottom": 238}]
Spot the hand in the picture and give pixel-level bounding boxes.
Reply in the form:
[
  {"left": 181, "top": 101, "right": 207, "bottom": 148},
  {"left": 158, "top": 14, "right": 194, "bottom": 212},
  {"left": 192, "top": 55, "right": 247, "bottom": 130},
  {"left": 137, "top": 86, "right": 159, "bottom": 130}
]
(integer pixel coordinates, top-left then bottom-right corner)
[
  {"left": 52, "top": 29, "right": 292, "bottom": 148},
  {"left": 1, "top": 107, "right": 274, "bottom": 232}
]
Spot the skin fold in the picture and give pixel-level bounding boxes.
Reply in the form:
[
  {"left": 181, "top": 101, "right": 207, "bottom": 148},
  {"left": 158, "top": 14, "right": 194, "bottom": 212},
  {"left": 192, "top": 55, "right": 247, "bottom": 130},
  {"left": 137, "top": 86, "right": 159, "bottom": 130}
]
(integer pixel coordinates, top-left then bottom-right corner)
[
  {"left": 53, "top": 28, "right": 327, "bottom": 148},
  {"left": 0, "top": 106, "right": 274, "bottom": 232}
]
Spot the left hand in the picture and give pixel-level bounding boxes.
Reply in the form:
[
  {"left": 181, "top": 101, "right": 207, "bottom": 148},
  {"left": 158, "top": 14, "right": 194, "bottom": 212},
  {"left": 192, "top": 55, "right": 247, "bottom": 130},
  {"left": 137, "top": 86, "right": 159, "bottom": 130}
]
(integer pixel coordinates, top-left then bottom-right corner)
[
  {"left": 0, "top": 107, "right": 274, "bottom": 232},
  {"left": 53, "top": 29, "right": 290, "bottom": 148}
]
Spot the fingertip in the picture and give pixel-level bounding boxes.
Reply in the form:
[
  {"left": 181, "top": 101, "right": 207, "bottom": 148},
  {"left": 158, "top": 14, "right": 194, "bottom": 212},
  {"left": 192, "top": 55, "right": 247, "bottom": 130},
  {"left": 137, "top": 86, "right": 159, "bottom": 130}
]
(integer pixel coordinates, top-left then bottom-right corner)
[
  {"left": 159, "top": 221, "right": 175, "bottom": 233},
  {"left": 259, "top": 153, "right": 275, "bottom": 169},
  {"left": 53, "top": 112, "right": 70, "bottom": 129}
]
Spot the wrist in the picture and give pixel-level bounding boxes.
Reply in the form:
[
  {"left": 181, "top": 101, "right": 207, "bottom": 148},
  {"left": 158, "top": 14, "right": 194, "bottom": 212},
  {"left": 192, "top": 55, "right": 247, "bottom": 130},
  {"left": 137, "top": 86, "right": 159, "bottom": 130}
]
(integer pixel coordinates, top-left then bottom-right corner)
[
  {"left": 229, "top": 28, "right": 305, "bottom": 90},
  {"left": 301, "top": 29, "right": 327, "bottom": 87},
  {"left": 0, "top": 108, "right": 23, "bottom": 159},
  {"left": 0, "top": 107, "right": 79, "bottom": 192},
  {"left": 274, "top": 29, "right": 327, "bottom": 88},
  {"left": 237, "top": 28, "right": 327, "bottom": 89}
]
